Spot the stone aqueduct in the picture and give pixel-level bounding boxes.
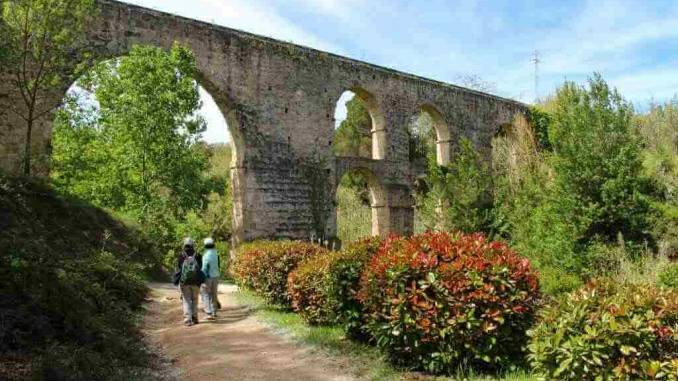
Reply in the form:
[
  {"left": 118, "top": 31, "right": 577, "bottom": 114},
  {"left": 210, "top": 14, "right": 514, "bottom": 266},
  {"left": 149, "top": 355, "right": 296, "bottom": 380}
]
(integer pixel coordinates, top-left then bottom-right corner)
[{"left": 0, "top": 0, "right": 527, "bottom": 245}]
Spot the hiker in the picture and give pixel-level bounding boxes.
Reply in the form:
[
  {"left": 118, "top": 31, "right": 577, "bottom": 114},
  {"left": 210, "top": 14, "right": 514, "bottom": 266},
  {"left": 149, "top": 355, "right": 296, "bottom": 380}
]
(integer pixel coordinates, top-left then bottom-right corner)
[
  {"left": 173, "top": 238, "right": 204, "bottom": 326},
  {"left": 200, "top": 237, "right": 220, "bottom": 320}
]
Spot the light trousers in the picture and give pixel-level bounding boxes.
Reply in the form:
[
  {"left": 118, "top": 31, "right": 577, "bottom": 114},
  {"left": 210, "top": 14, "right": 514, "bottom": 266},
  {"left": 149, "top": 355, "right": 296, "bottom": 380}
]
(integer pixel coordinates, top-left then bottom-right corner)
[
  {"left": 180, "top": 284, "right": 200, "bottom": 322},
  {"left": 201, "top": 278, "right": 219, "bottom": 316}
]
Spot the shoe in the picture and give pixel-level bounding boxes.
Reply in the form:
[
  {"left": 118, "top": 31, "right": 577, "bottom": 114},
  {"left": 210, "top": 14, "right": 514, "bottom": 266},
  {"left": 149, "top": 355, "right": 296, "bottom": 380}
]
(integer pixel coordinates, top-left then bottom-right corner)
[
  {"left": 192, "top": 316, "right": 199, "bottom": 325},
  {"left": 206, "top": 315, "right": 215, "bottom": 321},
  {"left": 184, "top": 320, "right": 193, "bottom": 326}
]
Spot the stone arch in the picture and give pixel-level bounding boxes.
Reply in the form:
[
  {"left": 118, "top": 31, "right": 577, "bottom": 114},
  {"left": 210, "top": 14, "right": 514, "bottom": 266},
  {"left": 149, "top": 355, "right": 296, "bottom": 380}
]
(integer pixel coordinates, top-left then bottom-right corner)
[
  {"left": 419, "top": 103, "right": 452, "bottom": 165},
  {"left": 332, "top": 86, "right": 387, "bottom": 160},
  {"left": 334, "top": 163, "right": 389, "bottom": 238},
  {"left": 49, "top": 52, "right": 249, "bottom": 244}
]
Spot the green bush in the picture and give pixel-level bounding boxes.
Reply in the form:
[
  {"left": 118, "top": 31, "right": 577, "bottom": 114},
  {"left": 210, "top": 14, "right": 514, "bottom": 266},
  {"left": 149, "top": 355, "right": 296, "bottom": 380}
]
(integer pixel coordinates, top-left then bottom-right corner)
[
  {"left": 528, "top": 279, "right": 678, "bottom": 380},
  {"left": 326, "top": 237, "right": 382, "bottom": 339},
  {"left": 659, "top": 263, "right": 678, "bottom": 289},
  {"left": 233, "top": 240, "right": 328, "bottom": 306},
  {"left": 287, "top": 252, "right": 338, "bottom": 325},
  {"left": 358, "top": 232, "right": 540, "bottom": 374}
]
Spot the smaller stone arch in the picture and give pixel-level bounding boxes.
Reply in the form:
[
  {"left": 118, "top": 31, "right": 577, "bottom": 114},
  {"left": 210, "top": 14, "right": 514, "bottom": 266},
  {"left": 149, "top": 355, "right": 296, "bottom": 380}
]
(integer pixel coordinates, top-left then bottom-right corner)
[
  {"left": 349, "top": 87, "right": 387, "bottom": 160},
  {"left": 334, "top": 160, "right": 390, "bottom": 238},
  {"left": 419, "top": 103, "right": 452, "bottom": 165}
]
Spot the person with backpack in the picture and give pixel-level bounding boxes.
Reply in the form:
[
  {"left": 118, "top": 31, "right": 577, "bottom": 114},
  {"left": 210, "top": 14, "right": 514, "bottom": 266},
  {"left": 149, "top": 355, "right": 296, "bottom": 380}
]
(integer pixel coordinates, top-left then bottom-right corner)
[
  {"left": 200, "top": 237, "right": 221, "bottom": 320},
  {"left": 173, "top": 238, "right": 204, "bottom": 326}
]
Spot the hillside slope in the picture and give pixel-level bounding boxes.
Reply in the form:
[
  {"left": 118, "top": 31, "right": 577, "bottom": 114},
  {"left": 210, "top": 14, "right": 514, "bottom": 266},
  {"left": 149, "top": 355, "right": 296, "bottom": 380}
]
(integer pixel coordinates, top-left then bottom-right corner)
[{"left": 0, "top": 173, "right": 159, "bottom": 380}]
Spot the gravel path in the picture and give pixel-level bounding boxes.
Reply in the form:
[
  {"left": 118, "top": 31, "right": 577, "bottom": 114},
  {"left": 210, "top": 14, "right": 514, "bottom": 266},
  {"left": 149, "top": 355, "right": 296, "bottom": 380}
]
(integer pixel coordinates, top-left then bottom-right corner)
[{"left": 142, "top": 282, "right": 357, "bottom": 381}]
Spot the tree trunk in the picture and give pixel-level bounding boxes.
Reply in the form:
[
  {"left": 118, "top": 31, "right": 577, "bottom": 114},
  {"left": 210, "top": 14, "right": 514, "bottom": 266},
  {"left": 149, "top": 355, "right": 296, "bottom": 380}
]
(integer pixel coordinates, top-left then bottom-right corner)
[{"left": 23, "top": 119, "right": 32, "bottom": 175}]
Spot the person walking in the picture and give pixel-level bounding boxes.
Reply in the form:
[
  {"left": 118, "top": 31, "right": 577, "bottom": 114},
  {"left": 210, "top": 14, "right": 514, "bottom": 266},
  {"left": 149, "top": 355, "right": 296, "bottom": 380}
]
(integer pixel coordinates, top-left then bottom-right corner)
[
  {"left": 173, "top": 238, "right": 204, "bottom": 326},
  {"left": 200, "top": 237, "right": 220, "bottom": 320}
]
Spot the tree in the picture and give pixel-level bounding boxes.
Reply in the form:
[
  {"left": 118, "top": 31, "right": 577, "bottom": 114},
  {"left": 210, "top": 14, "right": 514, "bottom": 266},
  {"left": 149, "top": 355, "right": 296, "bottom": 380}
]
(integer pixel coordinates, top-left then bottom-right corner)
[
  {"left": 333, "top": 95, "right": 372, "bottom": 157},
  {"left": 549, "top": 74, "right": 652, "bottom": 248},
  {"left": 2, "top": 0, "right": 96, "bottom": 175},
  {"left": 455, "top": 74, "right": 497, "bottom": 94},
  {"left": 51, "top": 44, "right": 209, "bottom": 219},
  {"left": 416, "top": 138, "right": 492, "bottom": 233}
]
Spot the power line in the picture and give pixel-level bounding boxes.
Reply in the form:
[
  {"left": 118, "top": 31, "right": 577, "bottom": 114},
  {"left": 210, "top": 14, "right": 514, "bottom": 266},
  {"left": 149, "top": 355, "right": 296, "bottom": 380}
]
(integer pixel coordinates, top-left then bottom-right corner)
[{"left": 531, "top": 50, "right": 541, "bottom": 103}]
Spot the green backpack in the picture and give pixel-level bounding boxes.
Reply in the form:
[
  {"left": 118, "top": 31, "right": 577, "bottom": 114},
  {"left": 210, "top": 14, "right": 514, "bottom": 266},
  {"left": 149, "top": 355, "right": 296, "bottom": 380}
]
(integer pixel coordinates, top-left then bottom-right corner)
[{"left": 180, "top": 255, "right": 201, "bottom": 285}]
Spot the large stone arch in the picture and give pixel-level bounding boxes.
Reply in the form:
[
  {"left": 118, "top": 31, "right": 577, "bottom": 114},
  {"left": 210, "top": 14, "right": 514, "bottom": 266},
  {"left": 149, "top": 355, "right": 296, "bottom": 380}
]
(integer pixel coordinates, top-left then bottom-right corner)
[{"left": 0, "top": 0, "right": 528, "bottom": 245}]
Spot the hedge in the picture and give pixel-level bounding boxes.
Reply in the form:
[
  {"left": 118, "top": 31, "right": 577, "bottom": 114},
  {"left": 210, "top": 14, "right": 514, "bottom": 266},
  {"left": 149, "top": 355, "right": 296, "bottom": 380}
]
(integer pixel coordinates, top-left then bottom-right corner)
[
  {"left": 286, "top": 236, "right": 383, "bottom": 330},
  {"left": 233, "top": 240, "right": 328, "bottom": 306},
  {"left": 358, "top": 231, "right": 540, "bottom": 374}
]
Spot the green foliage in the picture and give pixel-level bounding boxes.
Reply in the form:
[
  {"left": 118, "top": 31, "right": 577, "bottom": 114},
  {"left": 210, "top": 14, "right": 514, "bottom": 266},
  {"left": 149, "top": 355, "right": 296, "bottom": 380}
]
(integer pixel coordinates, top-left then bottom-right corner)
[
  {"left": 658, "top": 264, "right": 678, "bottom": 289},
  {"left": 233, "top": 240, "right": 329, "bottom": 307},
  {"left": 492, "top": 75, "right": 661, "bottom": 295},
  {"left": 549, "top": 73, "right": 652, "bottom": 248},
  {"left": 358, "top": 232, "right": 541, "bottom": 374},
  {"left": 2, "top": 0, "right": 97, "bottom": 174},
  {"left": 50, "top": 44, "right": 218, "bottom": 269},
  {"left": 333, "top": 95, "right": 372, "bottom": 157},
  {"left": 52, "top": 43, "right": 209, "bottom": 218},
  {"left": 636, "top": 98, "right": 678, "bottom": 258},
  {"left": 417, "top": 138, "right": 492, "bottom": 233},
  {"left": 0, "top": 173, "right": 153, "bottom": 380},
  {"left": 528, "top": 279, "right": 678, "bottom": 380},
  {"left": 525, "top": 107, "right": 552, "bottom": 150},
  {"left": 336, "top": 177, "right": 371, "bottom": 243},
  {"left": 326, "top": 237, "right": 382, "bottom": 339}
]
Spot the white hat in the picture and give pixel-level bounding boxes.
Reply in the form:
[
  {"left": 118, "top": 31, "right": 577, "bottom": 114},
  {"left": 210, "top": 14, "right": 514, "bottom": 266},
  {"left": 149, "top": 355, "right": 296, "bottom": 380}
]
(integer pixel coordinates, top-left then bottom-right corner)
[
  {"left": 183, "top": 237, "right": 195, "bottom": 247},
  {"left": 204, "top": 237, "right": 215, "bottom": 246}
]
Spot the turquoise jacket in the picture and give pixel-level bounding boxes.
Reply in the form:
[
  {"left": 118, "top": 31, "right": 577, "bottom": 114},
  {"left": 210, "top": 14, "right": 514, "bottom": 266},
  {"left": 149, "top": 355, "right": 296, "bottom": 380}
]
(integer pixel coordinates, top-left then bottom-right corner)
[{"left": 201, "top": 248, "right": 220, "bottom": 279}]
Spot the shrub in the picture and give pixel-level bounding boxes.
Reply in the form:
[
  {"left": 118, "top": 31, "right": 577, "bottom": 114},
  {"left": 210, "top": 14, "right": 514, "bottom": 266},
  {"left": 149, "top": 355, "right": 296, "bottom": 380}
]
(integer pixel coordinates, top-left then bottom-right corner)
[
  {"left": 358, "top": 231, "right": 540, "bottom": 374},
  {"left": 287, "top": 236, "right": 382, "bottom": 328},
  {"left": 233, "top": 240, "right": 328, "bottom": 306},
  {"left": 287, "top": 252, "right": 338, "bottom": 325},
  {"left": 326, "top": 236, "right": 382, "bottom": 339},
  {"left": 528, "top": 279, "right": 678, "bottom": 380},
  {"left": 659, "top": 263, "right": 678, "bottom": 289}
]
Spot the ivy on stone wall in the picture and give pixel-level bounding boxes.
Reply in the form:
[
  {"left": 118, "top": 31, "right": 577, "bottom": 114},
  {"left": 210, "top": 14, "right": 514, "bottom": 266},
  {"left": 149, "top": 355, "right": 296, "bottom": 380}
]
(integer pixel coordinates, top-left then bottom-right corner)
[{"left": 300, "top": 155, "right": 332, "bottom": 239}]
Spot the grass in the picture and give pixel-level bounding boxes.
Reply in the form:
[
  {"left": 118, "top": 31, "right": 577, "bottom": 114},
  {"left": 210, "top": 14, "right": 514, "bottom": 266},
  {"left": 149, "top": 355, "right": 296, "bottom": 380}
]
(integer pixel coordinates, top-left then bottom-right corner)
[{"left": 233, "top": 288, "right": 539, "bottom": 381}]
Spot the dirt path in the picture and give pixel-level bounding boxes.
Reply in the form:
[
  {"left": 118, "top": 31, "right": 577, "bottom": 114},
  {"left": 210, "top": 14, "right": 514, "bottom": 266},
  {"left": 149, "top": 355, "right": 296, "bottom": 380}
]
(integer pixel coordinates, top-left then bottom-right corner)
[{"left": 142, "top": 282, "right": 357, "bottom": 381}]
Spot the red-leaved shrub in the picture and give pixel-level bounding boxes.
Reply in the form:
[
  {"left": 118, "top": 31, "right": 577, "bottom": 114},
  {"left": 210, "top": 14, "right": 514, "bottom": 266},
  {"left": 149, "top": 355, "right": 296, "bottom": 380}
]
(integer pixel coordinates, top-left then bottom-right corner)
[
  {"left": 287, "top": 252, "right": 338, "bottom": 324},
  {"left": 358, "top": 231, "right": 540, "bottom": 374},
  {"left": 233, "top": 240, "right": 328, "bottom": 306},
  {"left": 286, "top": 236, "right": 383, "bottom": 328}
]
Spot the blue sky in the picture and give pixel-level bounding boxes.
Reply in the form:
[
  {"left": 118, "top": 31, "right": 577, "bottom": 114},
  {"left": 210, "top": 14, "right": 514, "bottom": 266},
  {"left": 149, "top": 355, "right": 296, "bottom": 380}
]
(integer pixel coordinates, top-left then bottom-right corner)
[{"left": 121, "top": 0, "right": 678, "bottom": 143}]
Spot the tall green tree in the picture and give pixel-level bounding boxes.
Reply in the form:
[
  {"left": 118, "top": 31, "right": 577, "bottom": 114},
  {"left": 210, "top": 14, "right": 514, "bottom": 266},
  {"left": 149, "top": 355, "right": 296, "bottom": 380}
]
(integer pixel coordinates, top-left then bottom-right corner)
[
  {"left": 333, "top": 95, "right": 372, "bottom": 158},
  {"left": 51, "top": 44, "right": 208, "bottom": 219},
  {"left": 549, "top": 74, "right": 651, "bottom": 247},
  {"left": 2, "top": 0, "right": 95, "bottom": 175}
]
